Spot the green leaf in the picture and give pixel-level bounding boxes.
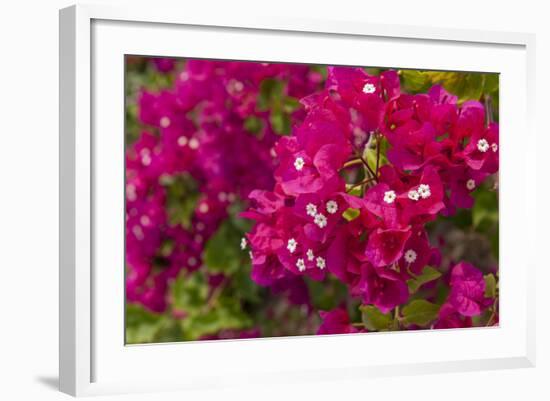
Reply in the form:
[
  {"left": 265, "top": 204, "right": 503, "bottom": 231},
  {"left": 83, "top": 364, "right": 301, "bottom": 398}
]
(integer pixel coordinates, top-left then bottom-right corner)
[
  {"left": 483, "top": 74, "right": 499, "bottom": 94},
  {"left": 258, "top": 78, "right": 285, "bottom": 111},
  {"left": 171, "top": 271, "right": 209, "bottom": 312},
  {"left": 270, "top": 111, "right": 291, "bottom": 135},
  {"left": 484, "top": 273, "right": 497, "bottom": 298},
  {"left": 125, "top": 304, "right": 166, "bottom": 344},
  {"left": 472, "top": 190, "right": 498, "bottom": 229},
  {"left": 164, "top": 174, "right": 200, "bottom": 229},
  {"left": 203, "top": 220, "right": 244, "bottom": 273},
  {"left": 402, "top": 300, "right": 440, "bottom": 327},
  {"left": 360, "top": 305, "right": 394, "bottom": 331},
  {"left": 244, "top": 116, "right": 264, "bottom": 135},
  {"left": 342, "top": 207, "right": 360, "bottom": 222},
  {"left": 400, "top": 70, "right": 432, "bottom": 93},
  {"left": 407, "top": 266, "right": 442, "bottom": 294}
]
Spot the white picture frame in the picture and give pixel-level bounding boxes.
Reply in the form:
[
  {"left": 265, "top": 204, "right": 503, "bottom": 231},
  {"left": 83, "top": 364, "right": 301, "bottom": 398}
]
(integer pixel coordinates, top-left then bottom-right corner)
[{"left": 59, "top": 3, "right": 536, "bottom": 397}]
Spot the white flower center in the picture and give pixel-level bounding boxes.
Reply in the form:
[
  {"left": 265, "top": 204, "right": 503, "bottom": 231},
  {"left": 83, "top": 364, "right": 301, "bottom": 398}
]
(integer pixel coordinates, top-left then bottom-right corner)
[
  {"left": 141, "top": 153, "right": 152, "bottom": 166},
  {"left": 140, "top": 215, "right": 151, "bottom": 227},
  {"left": 362, "top": 83, "right": 376, "bottom": 94},
  {"left": 326, "top": 200, "right": 338, "bottom": 214},
  {"left": 306, "top": 203, "right": 317, "bottom": 217},
  {"left": 408, "top": 190, "right": 420, "bottom": 201},
  {"left": 160, "top": 116, "right": 171, "bottom": 128},
  {"left": 316, "top": 256, "right": 326, "bottom": 270},
  {"left": 417, "top": 184, "right": 431, "bottom": 199},
  {"left": 198, "top": 203, "right": 209, "bottom": 213},
  {"left": 177, "top": 136, "right": 188, "bottom": 147},
  {"left": 240, "top": 237, "right": 247, "bottom": 250},
  {"left": 287, "top": 238, "right": 298, "bottom": 253},
  {"left": 314, "top": 213, "right": 328, "bottom": 228},
  {"left": 383, "top": 190, "right": 396, "bottom": 204},
  {"left": 404, "top": 249, "right": 417, "bottom": 264},
  {"left": 306, "top": 249, "right": 315, "bottom": 261},
  {"left": 477, "top": 138, "right": 490, "bottom": 153},
  {"left": 466, "top": 179, "right": 476, "bottom": 190},
  {"left": 296, "top": 258, "right": 306, "bottom": 272},
  {"left": 126, "top": 184, "right": 137, "bottom": 201},
  {"left": 491, "top": 143, "right": 498, "bottom": 152},
  {"left": 294, "top": 157, "right": 305, "bottom": 171},
  {"left": 189, "top": 138, "right": 200, "bottom": 150}
]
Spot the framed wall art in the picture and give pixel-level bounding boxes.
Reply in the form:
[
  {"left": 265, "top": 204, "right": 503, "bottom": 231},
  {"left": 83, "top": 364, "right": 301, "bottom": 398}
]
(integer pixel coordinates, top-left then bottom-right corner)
[{"left": 59, "top": 3, "right": 536, "bottom": 396}]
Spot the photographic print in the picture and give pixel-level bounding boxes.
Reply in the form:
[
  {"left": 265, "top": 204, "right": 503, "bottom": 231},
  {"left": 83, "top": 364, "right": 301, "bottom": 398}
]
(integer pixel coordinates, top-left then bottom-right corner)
[{"left": 125, "top": 56, "right": 499, "bottom": 344}]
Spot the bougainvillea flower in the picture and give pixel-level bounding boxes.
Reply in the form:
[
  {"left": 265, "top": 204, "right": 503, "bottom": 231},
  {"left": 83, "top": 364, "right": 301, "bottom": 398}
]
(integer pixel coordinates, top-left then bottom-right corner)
[
  {"left": 365, "top": 226, "right": 412, "bottom": 267},
  {"left": 433, "top": 303, "right": 473, "bottom": 329},
  {"left": 317, "top": 308, "right": 362, "bottom": 335},
  {"left": 352, "top": 263, "right": 409, "bottom": 313},
  {"left": 447, "top": 262, "right": 494, "bottom": 316}
]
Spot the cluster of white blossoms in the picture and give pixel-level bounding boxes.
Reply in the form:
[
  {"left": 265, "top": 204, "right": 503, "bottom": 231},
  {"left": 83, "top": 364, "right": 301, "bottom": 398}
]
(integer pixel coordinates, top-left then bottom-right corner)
[
  {"left": 477, "top": 138, "right": 490, "bottom": 153},
  {"left": 362, "top": 82, "right": 376, "bottom": 94},
  {"left": 305, "top": 202, "right": 329, "bottom": 228},
  {"left": 306, "top": 249, "right": 315, "bottom": 261},
  {"left": 287, "top": 238, "right": 298, "bottom": 253},
  {"left": 404, "top": 249, "right": 417, "bottom": 264},
  {"left": 408, "top": 184, "right": 431, "bottom": 201},
  {"left": 294, "top": 157, "right": 305, "bottom": 171},
  {"left": 383, "top": 190, "right": 397, "bottom": 204}
]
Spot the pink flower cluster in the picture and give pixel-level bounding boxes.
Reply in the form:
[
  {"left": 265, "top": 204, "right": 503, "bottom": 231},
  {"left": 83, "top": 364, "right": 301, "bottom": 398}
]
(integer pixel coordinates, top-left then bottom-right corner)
[
  {"left": 126, "top": 59, "right": 323, "bottom": 312},
  {"left": 243, "top": 67, "right": 498, "bottom": 331}
]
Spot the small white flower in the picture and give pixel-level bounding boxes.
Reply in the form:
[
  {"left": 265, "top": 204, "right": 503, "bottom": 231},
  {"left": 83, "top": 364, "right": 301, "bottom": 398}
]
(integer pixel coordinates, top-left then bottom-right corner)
[
  {"left": 362, "top": 82, "right": 376, "bottom": 94},
  {"left": 188, "top": 256, "right": 197, "bottom": 267},
  {"left": 417, "top": 184, "right": 431, "bottom": 199},
  {"left": 408, "top": 190, "right": 420, "bottom": 201},
  {"left": 240, "top": 237, "right": 247, "bottom": 250},
  {"left": 218, "top": 192, "right": 228, "bottom": 202},
  {"left": 189, "top": 138, "right": 200, "bottom": 150},
  {"left": 477, "top": 138, "right": 490, "bottom": 153},
  {"left": 287, "top": 238, "right": 298, "bottom": 253},
  {"left": 466, "top": 179, "right": 476, "bottom": 191},
  {"left": 316, "top": 256, "right": 326, "bottom": 270},
  {"left": 491, "top": 143, "right": 498, "bottom": 152},
  {"left": 306, "top": 249, "right": 315, "bottom": 261},
  {"left": 249, "top": 251, "right": 254, "bottom": 261},
  {"left": 404, "top": 249, "right": 417, "bottom": 264},
  {"left": 296, "top": 258, "right": 306, "bottom": 272},
  {"left": 314, "top": 213, "right": 328, "bottom": 228},
  {"left": 141, "top": 152, "right": 152, "bottom": 166},
  {"left": 160, "top": 116, "right": 171, "bottom": 128},
  {"left": 140, "top": 215, "right": 151, "bottom": 227},
  {"left": 126, "top": 184, "right": 137, "bottom": 201},
  {"left": 177, "top": 136, "right": 188, "bottom": 147},
  {"left": 294, "top": 157, "right": 305, "bottom": 171},
  {"left": 306, "top": 203, "right": 317, "bottom": 217},
  {"left": 196, "top": 222, "right": 205, "bottom": 231},
  {"left": 383, "top": 190, "right": 396, "bottom": 204},
  {"left": 198, "top": 203, "right": 209, "bottom": 213},
  {"left": 326, "top": 200, "right": 338, "bottom": 214}
]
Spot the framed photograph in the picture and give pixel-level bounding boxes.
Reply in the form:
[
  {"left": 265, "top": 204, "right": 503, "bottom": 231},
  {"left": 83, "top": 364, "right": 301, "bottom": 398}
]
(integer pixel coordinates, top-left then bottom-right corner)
[{"left": 59, "top": 4, "right": 536, "bottom": 397}]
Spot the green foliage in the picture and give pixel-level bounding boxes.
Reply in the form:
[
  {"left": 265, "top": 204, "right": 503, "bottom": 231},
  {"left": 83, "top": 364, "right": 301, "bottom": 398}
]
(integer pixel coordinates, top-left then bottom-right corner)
[
  {"left": 360, "top": 305, "right": 395, "bottom": 331},
  {"left": 307, "top": 278, "right": 348, "bottom": 311},
  {"left": 257, "top": 78, "right": 300, "bottom": 135},
  {"left": 400, "top": 70, "right": 499, "bottom": 104},
  {"left": 401, "top": 300, "right": 440, "bottom": 327},
  {"left": 407, "top": 266, "right": 442, "bottom": 294},
  {"left": 203, "top": 220, "right": 244, "bottom": 274},
  {"left": 126, "top": 304, "right": 182, "bottom": 344},
  {"left": 342, "top": 207, "right": 361, "bottom": 222},
  {"left": 163, "top": 174, "right": 200, "bottom": 229},
  {"left": 484, "top": 273, "right": 497, "bottom": 298}
]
